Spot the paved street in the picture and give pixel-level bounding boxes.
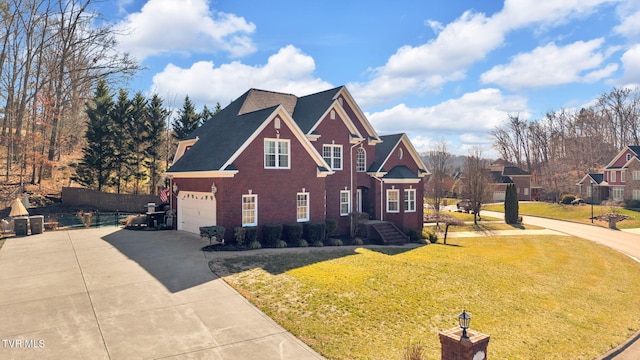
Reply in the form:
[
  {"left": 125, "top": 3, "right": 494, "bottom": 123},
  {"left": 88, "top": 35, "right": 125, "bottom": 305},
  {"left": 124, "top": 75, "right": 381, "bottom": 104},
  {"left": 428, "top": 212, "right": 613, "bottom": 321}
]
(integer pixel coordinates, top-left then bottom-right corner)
[{"left": 0, "top": 227, "right": 325, "bottom": 360}]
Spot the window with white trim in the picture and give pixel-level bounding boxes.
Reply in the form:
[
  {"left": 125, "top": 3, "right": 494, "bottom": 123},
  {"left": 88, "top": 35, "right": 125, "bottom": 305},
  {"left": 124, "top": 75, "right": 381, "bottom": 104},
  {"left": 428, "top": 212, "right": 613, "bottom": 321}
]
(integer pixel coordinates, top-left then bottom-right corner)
[
  {"left": 587, "top": 186, "right": 592, "bottom": 197},
  {"left": 340, "top": 190, "right": 350, "bottom": 216},
  {"left": 297, "top": 192, "right": 309, "bottom": 222},
  {"left": 622, "top": 171, "right": 626, "bottom": 183},
  {"left": 264, "top": 139, "right": 289, "bottom": 169},
  {"left": 613, "top": 187, "right": 624, "bottom": 200},
  {"left": 611, "top": 171, "right": 617, "bottom": 182},
  {"left": 323, "top": 144, "right": 343, "bottom": 170},
  {"left": 627, "top": 153, "right": 632, "bottom": 162},
  {"left": 404, "top": 189, "right": 416, "bottom": 212},
  {"left": 524, "top": 188, "right": 529, "bottom": 196},
  {"left": 387, "top": 189, "right": 400, "bottom": 213},
  {"left": 356, "top": 147, "right": 366, "bottom": 172},
  {"left": 634, "top": 171, "right": 640, "bottom": 181},
  {"left": 634, "top": 190, "right": 640, "bottom": 200},
  {"left": 242, "top": 194, "right": 257, "bottom": 226}
]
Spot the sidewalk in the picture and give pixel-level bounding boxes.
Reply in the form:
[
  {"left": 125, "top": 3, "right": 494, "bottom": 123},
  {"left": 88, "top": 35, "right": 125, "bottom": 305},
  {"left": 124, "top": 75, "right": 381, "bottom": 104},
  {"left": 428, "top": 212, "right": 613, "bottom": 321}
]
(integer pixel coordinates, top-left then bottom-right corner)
[{"left": 0, "top": 227, "right": 325, "bottom": 360}]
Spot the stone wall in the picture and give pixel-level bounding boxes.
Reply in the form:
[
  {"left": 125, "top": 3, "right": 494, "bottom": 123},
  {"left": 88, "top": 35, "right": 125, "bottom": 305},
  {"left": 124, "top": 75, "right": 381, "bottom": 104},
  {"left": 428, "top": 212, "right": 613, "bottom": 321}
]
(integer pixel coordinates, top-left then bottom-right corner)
[{"left": 61, "top": 187, "right": 161, "bottom": 212}]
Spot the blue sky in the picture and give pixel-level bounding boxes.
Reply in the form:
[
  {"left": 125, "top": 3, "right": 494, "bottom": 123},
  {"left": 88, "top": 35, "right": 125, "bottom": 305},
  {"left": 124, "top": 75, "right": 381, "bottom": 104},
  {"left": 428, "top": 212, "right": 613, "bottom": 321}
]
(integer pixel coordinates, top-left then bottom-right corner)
[{"left": 101, "top": 0, "right": 640, "bottom": 156}]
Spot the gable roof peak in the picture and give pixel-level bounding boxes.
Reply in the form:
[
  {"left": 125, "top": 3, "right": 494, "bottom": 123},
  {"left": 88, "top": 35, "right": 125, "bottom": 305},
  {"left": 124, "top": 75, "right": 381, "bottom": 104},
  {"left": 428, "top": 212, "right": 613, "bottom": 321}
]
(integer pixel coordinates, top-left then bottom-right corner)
[{"left": 238, "top": 88, "right": 298, "bottom": 116}]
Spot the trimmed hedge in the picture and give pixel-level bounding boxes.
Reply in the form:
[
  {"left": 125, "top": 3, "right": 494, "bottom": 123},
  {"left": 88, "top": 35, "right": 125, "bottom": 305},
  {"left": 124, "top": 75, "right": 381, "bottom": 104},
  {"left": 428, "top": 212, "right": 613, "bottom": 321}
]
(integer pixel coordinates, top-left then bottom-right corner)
[
  {"left": 283, "top": 223, "right": 303, "bottom": 245},
  {"left": 263, "top": 224, "right": 283, "bottom": 247},
  {"left": 304, "top": 222, "right": 326, "bottom": 244}
]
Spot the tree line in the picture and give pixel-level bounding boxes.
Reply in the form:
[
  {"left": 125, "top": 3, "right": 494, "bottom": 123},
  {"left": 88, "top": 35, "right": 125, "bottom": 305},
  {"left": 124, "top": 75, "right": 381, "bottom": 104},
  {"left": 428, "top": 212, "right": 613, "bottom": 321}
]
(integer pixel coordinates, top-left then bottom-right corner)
[
  {"left": 491, "top": 87, "right": 640, "bottom": 201},
  {"left": 75, "top": 80, "right": 221, "bottom": 194},
  {"left": 0, "top": 0, "right": 138, "bottom": 186}
]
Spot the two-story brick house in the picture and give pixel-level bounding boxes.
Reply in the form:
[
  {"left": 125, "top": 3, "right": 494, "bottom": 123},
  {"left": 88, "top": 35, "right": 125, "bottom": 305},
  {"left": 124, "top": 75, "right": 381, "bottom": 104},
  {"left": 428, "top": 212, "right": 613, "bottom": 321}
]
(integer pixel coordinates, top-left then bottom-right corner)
[
  {"left": 488, "top": 160, "right": 533, "bottom": 201},
  {"left": 165, "top": 86, "right": 429, "bottom": 242},
  {"left": 576, "top": 146, "right": 640, "bottom": 203}
]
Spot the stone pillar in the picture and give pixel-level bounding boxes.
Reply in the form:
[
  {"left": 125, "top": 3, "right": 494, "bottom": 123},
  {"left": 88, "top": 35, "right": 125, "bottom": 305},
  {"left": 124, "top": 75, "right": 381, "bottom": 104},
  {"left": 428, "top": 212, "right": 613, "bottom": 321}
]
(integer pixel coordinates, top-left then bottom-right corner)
[{"left": 439, "top": 327, "right": 490, "bottom": 360}]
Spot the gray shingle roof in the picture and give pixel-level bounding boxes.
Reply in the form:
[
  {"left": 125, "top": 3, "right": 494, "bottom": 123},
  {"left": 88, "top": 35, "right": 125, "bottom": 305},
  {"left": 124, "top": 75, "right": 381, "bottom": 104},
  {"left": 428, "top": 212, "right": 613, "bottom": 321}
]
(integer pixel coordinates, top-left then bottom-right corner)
[
  {"left": 292, "top": 87, "right": 343, "bottom": 133},
  {"left": 368, "top": 133, "right": 403, "bottom": 172},
  {"left": 167, "top": 90, "right": 276, "bottom": 173}
]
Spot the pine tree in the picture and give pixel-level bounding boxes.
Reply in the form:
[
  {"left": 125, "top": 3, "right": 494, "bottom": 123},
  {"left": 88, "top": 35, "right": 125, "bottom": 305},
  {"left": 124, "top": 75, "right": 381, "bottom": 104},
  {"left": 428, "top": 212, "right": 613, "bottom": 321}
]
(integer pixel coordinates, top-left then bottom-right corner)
[
  {"left": 110, "top": 88, "right": 133, "bottom": 193},
  {"left": 74, "top": 80, "right": 115, "bottom": 191},
  {"left": 504, "top": 183, "right": 519, "bottom": 224},
  {"left": 145, "top": 94, "right": 167, "bottom": 193},
  {"left": 128, "top": 92, "right": 149, "bottom": 194},
  {"left": 171, "top": 96, "right": 200, "bottom": 140},
  {"left": 200, "top": 105, "right": 214, "bottom": 124}
]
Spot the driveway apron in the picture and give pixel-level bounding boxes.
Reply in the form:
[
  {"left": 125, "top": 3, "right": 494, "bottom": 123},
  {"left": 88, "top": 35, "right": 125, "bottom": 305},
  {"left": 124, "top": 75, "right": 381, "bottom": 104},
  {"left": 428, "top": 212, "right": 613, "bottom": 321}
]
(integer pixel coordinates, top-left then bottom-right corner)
[{"left": 0, "top": 227, "right": 325, "bottom": 360}]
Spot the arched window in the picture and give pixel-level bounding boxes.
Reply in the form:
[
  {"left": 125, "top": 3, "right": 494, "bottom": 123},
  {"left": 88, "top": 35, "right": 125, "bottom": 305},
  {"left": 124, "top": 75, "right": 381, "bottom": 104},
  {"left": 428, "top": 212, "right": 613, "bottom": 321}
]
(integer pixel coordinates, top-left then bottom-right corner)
[{"left": 356, "top": 147, "right": 366, "bottom": 172}]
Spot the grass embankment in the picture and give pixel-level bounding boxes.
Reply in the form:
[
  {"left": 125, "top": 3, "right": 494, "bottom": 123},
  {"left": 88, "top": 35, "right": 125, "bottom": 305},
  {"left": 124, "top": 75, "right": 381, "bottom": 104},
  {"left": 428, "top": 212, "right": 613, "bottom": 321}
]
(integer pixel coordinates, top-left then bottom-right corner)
[
  {"left": 484, "top": 202, "right": 640, "bottom": 229},
  {"left": 210, "top": 237, "right": 640, "bottom": 360}
]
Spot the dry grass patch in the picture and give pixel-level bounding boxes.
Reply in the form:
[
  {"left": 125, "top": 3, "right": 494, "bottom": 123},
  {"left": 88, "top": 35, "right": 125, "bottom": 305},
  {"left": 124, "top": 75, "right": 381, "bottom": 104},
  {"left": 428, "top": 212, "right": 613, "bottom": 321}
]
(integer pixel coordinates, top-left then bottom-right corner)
[{"left": 210, "top": 238, "right": 640, "bottom": 360}]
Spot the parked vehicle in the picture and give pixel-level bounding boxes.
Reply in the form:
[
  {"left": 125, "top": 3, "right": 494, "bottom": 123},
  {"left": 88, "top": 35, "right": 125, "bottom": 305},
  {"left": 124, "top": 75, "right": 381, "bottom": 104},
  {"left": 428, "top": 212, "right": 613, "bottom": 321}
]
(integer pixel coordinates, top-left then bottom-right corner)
[
  {"left": 457, "top": 199, "right": 472, "bottom": 213},
  {"left": 571, "top": 198, "right": 586, "bottom": 205}
]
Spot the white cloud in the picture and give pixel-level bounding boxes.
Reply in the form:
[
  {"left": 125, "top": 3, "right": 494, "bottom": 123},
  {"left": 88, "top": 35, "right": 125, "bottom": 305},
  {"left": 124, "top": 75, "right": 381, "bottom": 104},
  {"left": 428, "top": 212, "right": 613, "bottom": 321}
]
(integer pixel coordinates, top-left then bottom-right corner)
[
  {"left": 151, "top": 45, "right": 333, "bottom": 106},
  {"left": 619, "top": 44, "right": 640, "bottom": 86},
  {"left": 365, "top": 88, "right": 528, "bottom": 154},
  {"left": 481, "top": 39, "right": 618, "bottom": 89},
  {"left": 115, "top": 0, "right": 256, "bottom": 61},
  {"left": 349, "top": 0, "right": 617, "bottom": 107}
]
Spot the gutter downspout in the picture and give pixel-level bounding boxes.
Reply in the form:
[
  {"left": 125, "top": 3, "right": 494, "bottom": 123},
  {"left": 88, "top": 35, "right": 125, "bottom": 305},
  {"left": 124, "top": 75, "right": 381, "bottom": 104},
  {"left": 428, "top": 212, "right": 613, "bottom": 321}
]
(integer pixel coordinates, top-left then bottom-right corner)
[
  {"left": 350, "top": 140, "right": 364, "bottom": 236},
  {"left": 374, "top": 175, "right": 384, "bottom": 221}
]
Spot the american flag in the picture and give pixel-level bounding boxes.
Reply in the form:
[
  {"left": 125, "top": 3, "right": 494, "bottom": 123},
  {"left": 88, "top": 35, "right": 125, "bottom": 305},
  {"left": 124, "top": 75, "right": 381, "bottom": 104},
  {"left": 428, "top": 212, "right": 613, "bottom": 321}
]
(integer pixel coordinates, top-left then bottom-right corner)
[{"left": 160, "top": 187, "right": 169, "bottom": 202}]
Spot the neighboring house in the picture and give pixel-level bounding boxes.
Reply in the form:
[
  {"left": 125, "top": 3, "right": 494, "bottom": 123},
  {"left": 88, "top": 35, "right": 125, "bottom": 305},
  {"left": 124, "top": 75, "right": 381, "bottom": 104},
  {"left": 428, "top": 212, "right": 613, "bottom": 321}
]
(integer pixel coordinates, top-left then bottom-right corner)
[
  {"left": 488, "top": 160, "right": 533, "bottom": 201},
  {"left": 576, "top": 145, "right": 640, "bottom": 203},
  {"left": 165, "top": 86, "right": 429, "bottom": 242}
]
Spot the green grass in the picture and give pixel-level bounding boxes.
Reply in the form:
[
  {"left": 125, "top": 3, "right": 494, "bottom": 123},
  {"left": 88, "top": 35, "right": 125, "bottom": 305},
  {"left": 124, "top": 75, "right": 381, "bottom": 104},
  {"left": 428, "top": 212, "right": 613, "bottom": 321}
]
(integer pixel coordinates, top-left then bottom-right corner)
[
  {"left": 446, "top": 222, "right": 544, "bottom": 232},
  {"left": 209, "top": 238, "right": 640, "bottom": 360},
  {"left": 484, "top": 202, "right": 640, "bottom": 229}
]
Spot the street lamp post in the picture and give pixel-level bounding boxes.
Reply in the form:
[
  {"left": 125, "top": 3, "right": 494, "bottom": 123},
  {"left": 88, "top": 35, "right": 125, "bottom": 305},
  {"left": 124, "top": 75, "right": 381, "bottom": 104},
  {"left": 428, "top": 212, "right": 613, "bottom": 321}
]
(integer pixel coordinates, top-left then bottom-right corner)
[{"left": 458, "top": 309, "right": 471, "bottom": 339}]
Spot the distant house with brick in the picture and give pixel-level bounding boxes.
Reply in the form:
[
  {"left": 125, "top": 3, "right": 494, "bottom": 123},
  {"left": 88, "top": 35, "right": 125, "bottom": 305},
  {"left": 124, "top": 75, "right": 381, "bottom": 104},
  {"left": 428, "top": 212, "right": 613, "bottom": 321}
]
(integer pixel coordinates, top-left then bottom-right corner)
[
  {"left": 488, "top": 160, "right": 534, "bottom": 201},
  {"left": 576, "top": 145, "right": 640, "bottom": 204},
  {"left": 165, "top": 86, "right": 429, "bottom": 243}
]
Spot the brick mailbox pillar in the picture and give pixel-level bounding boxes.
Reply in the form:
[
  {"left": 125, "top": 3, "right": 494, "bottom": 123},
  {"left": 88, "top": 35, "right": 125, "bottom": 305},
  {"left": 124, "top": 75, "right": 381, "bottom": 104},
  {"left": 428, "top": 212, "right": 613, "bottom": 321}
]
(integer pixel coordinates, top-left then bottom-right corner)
[{"left": 439, "top": 327, "right": 490, "bottom": 360}]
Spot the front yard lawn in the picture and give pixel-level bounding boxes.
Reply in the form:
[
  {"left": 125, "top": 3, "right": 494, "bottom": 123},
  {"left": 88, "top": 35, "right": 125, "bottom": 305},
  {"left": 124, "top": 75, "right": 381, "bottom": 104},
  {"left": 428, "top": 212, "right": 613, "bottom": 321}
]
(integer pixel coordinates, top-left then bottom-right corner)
[
  {"left": 209, "top": 237, "right": 640, "bottom": 359},
  {"left": 484, "top": 202, "right": 640, "bottom": 228}
]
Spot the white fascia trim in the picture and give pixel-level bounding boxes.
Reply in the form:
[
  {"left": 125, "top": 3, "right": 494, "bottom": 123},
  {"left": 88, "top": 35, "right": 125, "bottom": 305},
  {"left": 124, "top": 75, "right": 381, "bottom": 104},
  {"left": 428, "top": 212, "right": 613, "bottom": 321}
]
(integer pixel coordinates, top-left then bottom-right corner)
[
  {"left": 172, "top": 138, "right": 199, "bottom": 165},
  {"left": 382, "top": 178, "right": 421, "bottom": 184},
  {"left": 309, "top": 101, "right": 363, "bottom": 139},
  {"left": 400, "top": 134, "right": 430, "bottom": 174},
  {"left": 336, "top": 87, "right": 381, "bottom": 140},
  {"left": 166, "top": 170, "right": 238, "bottom": 178},
  {"left": 605, "top": 146, "right": 631, "bottom": 169}
]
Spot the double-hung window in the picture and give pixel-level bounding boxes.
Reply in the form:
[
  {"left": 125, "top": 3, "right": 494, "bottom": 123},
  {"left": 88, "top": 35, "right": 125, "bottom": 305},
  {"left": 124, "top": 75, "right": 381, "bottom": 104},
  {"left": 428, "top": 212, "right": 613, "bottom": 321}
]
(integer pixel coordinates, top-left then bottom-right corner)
[
  {"left": 264, "top": 139, "right": 290, "bottom": 169},
  {"left": 634, "top": 171, "right": 640, "bottom": 181},
  {"left": 242, "top": 194, "right": 257, "bottom": 226},
  {"left": 323, "top": 144, "right": 343, "bottom": 170},
  {"left": 297, "top": 192, "right": 309, "bottom": 222},
  {"left": 404, "top": 189, "right": 416, "bottom": 212},
  {"left": 339, "top": 190, "right": 350, "bottom": 216},
  {"left": 387, "top": 189, "right": 400, "bottom": 213}
]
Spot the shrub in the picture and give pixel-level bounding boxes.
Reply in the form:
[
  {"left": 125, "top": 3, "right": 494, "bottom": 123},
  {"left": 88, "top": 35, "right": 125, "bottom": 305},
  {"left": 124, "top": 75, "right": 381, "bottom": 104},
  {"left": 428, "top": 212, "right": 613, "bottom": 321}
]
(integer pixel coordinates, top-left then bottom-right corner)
[
  {"left": 245, "top": 226, "right": 258, "bottom": 244},
  {"left": 328, "top": 238, "right": 343, "bottom": 246},
  {"left": 283, "top": 223, "right": 303, "bottom": 245},
  {"left": 234, "top": 227, "right": 246, "bottom": 247},
  {"left": 625, "top": 199, "right": 640, "bottom": 209},
  {"left": 304, "top": 222, "right": 326, "bottom": 244},
  {"left": 325, "top": 219, "right": 338, "bottom": 237},
  {"left": 504, "top": 183, "right": 519, "bottom": 224},
  {"left": 311, "top": 240, "right": 324, "bottom": 247},
  {"left": 248, "top": 240, "right": 262, "bottom": 250},
  {"left": 263, "top": 224, "right": 283, "bottom": 247},
  {"left": 407, "top": 230, "right": 422, "bottom": 243},
  {"left": 560, "top": 194, "right": 576, "bottom": 204},
  {"left": 274, "top": 240, "right": 287, "bottom": 248},
  {"left": 351, "top": 237, "right": 364, "bottom": 246},
  {"left": 297, "top": 239, "right": 309, "bottom": 247}
]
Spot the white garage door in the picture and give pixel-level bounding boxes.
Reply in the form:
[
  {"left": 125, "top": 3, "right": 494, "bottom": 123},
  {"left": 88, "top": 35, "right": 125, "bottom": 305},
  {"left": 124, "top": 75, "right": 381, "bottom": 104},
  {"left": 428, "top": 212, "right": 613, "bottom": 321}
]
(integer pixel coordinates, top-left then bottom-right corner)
[{"left": 177, "top": 191, "right": 216, "bottom": 234}]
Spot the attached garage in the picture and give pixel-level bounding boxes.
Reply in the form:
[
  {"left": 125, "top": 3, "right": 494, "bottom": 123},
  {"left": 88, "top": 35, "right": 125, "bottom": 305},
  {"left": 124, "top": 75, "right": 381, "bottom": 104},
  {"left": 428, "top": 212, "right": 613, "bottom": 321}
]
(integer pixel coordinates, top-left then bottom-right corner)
[{"left": 177, "top": 191, "right": 216, "bottom": 234}]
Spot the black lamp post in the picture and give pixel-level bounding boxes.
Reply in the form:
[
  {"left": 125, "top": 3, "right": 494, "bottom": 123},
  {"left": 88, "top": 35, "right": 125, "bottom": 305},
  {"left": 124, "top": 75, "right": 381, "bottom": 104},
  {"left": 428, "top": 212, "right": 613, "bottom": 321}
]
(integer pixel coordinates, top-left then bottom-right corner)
[{"left": 458, "top": 309, "right": 471, "bottom": 339}]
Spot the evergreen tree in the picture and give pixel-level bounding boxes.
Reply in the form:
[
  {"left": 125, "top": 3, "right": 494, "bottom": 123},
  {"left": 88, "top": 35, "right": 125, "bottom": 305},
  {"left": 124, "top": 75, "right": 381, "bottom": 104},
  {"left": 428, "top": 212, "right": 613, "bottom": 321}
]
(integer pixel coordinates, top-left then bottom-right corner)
[
  {"left": 110, "top": 88, "right": 133, "bottom": 193},
  {"left": 74, "top": 80, "right": 115, "bottom": 191},
  {"left": 200, "top": 105, "right": 214, "bottom": 124},
  {"left": 504, "top": 183, "right": 519, "bottom": 224},
  {"left": 145, "top": 94, "right": 168, "bottom": 194},
  {"left": 171, "top": 96, "right": 200, "bottom": 140},
  {"left": 128, "top": 92, "right": 149, "bottom": 194},
  {"left": 214, "top": 102, "right": 222, "bottom": 114}
]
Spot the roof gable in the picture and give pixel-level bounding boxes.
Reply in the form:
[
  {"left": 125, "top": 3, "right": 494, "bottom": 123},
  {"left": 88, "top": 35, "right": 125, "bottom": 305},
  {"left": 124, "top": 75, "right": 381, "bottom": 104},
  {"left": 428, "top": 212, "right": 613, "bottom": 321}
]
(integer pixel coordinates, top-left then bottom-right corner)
[
  {"left": 239, "top": 89, "right": 297, "bottom": 116},
  {"left": 369, "top": 133, "right": 429, "bottom": 176},
  {"left": 605, "top": 146, "right": 638, "bottom": 169}
]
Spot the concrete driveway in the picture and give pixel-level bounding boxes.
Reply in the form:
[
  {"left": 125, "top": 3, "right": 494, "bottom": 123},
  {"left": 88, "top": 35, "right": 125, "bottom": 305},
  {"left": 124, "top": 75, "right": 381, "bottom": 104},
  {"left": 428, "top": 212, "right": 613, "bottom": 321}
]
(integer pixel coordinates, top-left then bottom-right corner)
[{"left": 0, "top": 227, "right": 325, "bottom": 360}]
